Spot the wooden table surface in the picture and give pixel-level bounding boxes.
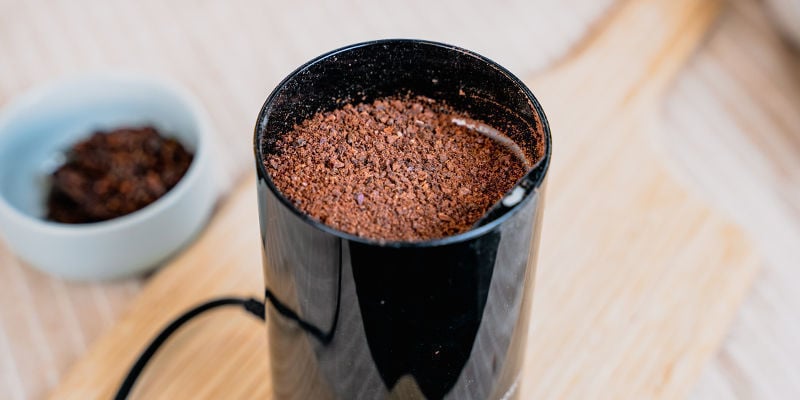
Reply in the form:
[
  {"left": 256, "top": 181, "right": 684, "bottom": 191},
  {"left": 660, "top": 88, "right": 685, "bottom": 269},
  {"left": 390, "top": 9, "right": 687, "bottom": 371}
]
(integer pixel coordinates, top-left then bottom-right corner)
[
  {"left": 1, "top": 0, "right": 798, "bottom": 399},
  {"left": 665, "top": 1, "right": 800, "bottom": 398}
]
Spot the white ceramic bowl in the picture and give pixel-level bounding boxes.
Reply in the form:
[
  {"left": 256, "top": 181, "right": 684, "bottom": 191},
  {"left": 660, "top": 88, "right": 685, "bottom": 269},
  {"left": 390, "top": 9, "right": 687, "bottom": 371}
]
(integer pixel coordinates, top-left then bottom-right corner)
[{"left": 0, "top": 72, "right": 218, "bottom": 280}]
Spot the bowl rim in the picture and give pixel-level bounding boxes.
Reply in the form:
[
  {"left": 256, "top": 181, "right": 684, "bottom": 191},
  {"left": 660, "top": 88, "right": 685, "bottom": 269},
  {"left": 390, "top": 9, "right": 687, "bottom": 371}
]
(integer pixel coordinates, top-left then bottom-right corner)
[{"left": 0, "top": 71, "right": 214, "bottom": 235}]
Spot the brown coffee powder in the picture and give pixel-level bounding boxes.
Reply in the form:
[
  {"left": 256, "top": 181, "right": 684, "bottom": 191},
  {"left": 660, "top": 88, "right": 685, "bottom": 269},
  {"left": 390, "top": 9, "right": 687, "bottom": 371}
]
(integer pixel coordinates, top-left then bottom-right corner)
[
  {"left": 47, "top": 126, "right": 193, "bottom": 224},
  {"left": 265, "top": 96, "right": 528, "bottom": 242}
]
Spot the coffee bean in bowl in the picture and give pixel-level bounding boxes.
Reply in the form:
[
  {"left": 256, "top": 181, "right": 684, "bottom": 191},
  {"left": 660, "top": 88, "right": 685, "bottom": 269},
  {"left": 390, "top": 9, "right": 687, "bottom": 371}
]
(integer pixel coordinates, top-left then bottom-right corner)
[
  {"left": 47, "top": 126, "right": 194, "bottom": 224},
  {"left": 0, "top": 73, "right": 217, "bottom": 280}
]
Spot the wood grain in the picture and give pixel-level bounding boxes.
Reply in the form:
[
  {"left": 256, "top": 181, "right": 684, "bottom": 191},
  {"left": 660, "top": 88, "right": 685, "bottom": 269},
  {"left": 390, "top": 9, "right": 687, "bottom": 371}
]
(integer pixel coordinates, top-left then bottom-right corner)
[
  {"left": 49, "top": 0, "right": 761, "bottom": 398},
  {"left": 523, "top": 1, "right": 761, "bottom": 397},
  {"left": 0, "top": 1, "right": 617, "bottom": 398},
  {"left": 662, "top": 1, "right": 800, "bottom": 398}
]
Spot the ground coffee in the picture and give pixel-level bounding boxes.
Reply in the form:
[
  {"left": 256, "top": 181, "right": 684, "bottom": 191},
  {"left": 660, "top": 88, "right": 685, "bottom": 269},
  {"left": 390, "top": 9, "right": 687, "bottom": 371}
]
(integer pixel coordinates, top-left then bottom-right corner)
[
  {"left": 47, "top": 126, "right": 193, "bottom": 223},
  {"left": 266, "top": 96, "right": 528, "bottom": 242}
]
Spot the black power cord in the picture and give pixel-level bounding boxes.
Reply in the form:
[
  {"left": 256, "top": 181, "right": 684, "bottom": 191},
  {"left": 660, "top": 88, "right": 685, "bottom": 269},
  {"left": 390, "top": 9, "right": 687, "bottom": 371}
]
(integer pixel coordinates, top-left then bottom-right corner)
[
  {"left": 113, "top": 297, "right": 265, "bottom": 400},
  {"left": 114, "top": 241, "right": 343, "bottom": 399}
]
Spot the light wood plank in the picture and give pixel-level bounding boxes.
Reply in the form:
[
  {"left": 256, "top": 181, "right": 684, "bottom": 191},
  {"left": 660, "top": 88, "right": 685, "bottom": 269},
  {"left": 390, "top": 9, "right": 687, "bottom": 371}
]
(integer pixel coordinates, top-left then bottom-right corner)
[
  {"left": 0, "top": 1, "right": 616, "bottom": 398},
  {"left": 662, "top": 1, "right": 800, "bottom": 398},
  {"left": 49, "top": 0, "right": 761, "bottom": 398}
]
